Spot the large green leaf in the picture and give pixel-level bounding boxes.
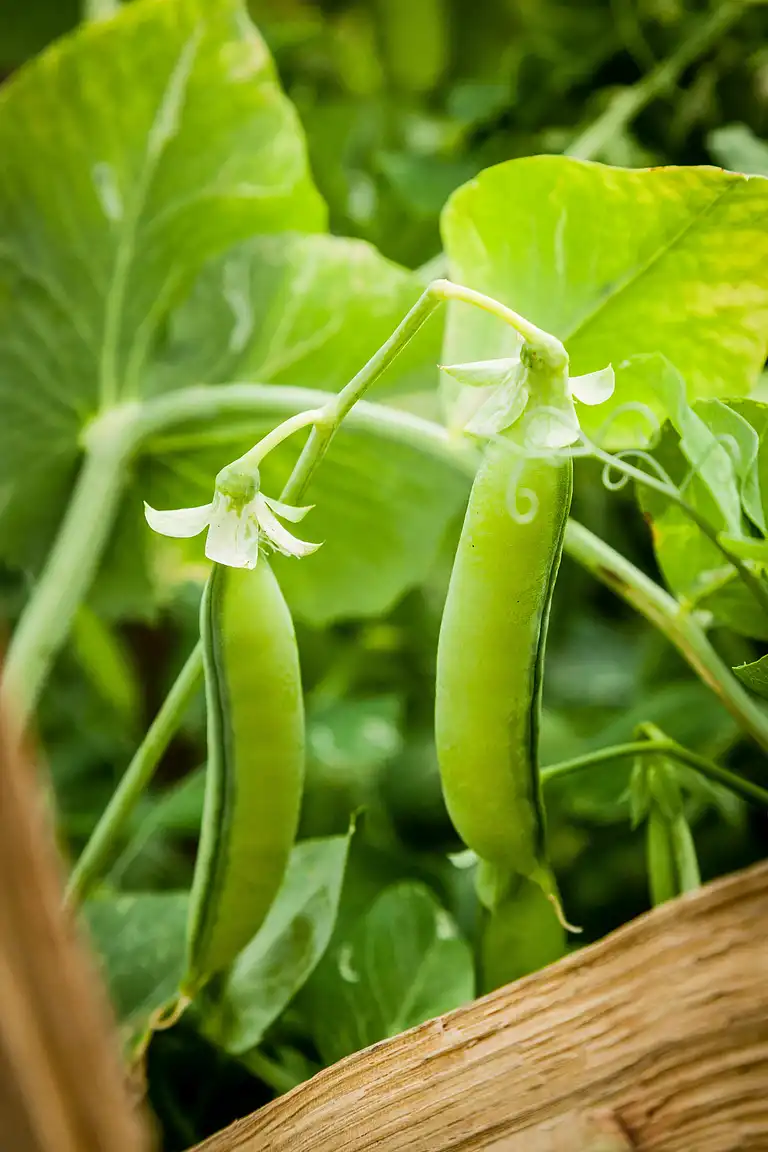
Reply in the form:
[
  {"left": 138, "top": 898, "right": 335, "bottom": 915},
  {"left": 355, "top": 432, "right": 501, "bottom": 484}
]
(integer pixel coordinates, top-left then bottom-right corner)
[
  {"left": 152, "top": 232, "right": 441, "bottom": 398},
  {"left": 441, "top": 157, "right": 768, "bottom": 438},
  {"left": 84, "top": 891, "right": 188, "bottom": 1053},
  {"left": 0, "top": 0, "right": 324, "bottom": 489},
  {"left": 304, "top": 881, "right": 474, "bottom": 1064},
  {"left": 140, "top": 406, "right": 470, "bottom": 625},
  {"left": 203, "top": 832, "right": 351, "bottom": 1056}
]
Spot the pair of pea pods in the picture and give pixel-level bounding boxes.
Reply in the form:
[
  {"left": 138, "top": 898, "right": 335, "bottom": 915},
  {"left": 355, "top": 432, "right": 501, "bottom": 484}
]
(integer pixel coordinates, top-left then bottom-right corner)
[{"left": 185, "top": 447, "right": 568, "bottom": 995}]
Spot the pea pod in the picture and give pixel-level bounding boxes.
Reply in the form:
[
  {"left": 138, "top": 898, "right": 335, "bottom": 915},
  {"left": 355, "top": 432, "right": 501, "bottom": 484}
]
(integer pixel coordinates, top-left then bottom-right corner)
[
  {"left": 647, "top": 809, "right": 701, "bottom": 906},
  {"left": 184, "top": 561, "right": 305, "bottom": 993},
  {"left": 480, "top": 876, "right": 565, "bottom": 993},
  {"left": 435, "top": 443, "right": 572, "bottom": 902}
]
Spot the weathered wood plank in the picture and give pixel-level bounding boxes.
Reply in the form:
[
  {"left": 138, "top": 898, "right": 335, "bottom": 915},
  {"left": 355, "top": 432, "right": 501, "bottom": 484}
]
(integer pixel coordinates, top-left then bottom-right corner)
[
  {"left": 0, "top": 708, "right": 151, "bottom": 1152},
  {"left": 196, "top": 860, "right": 768, "bottom": 1152}
]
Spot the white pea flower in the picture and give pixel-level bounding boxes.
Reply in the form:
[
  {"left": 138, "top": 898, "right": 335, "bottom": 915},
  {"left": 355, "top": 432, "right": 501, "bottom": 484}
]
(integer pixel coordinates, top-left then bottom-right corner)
[
  {"left": 441, "top": 336, "right": 614, "bottom": 450},
  {"left": 144, "top": 463, "right": 320, "bottom": 570}
]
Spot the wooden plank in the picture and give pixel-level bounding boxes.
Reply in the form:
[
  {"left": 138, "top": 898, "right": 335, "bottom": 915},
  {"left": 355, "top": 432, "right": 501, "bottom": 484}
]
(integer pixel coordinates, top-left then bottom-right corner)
[
  {"left": 195, "top": 860, "right": 768, "bottom": 1152},
  {"left": 0, "top": 707, "right": 152, "bottom": 1152}
]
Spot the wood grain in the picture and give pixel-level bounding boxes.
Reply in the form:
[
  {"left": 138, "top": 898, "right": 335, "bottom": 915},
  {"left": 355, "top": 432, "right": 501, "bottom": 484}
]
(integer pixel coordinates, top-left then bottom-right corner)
[
  {"left": 0, "top": 707, "right": 152, "bottom": 1152},
  {"left": 196, "top": 860, "right": 768, "bottom": 1152}
]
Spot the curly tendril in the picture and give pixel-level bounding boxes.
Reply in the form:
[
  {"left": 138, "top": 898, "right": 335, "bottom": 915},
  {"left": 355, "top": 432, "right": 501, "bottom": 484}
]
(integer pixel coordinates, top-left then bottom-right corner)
[
  {"left": 504, "top": 459, "right": 540, "bottom": 524},
  {"left": 598, "top": 447, "right": 678, "bottom": 495}
]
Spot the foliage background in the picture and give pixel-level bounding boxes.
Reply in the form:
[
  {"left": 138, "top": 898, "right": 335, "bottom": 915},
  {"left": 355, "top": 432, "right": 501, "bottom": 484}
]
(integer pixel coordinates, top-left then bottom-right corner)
[{"left": 2, "top": 1, "right": 768, "bottom": 1147}]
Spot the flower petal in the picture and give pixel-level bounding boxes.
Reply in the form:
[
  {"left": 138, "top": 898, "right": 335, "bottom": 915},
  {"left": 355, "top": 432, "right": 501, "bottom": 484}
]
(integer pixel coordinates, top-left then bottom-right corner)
[
  {"left": 205, "top": 499, "right": 260, "bottom": 569},
  {"left": 261, "top": 495, "right": 314, "bottom": 523},
  {"left": 465, "top": 381, "right": 529, "bottom": 437},
  {"left": 440, "top": 354, "right": 522, "bottom": 390},
  {"left": 256, "top": 496, "right": 321, "bottom": 559},
  {"left": 570, "top": 365, "right": 615, "bottom": 406},
  {"left": 144, "top": 501, "right": 213, "bottom": 538},
  {"left": 523, "top": 397, "right": 580, "bottom": 449}
]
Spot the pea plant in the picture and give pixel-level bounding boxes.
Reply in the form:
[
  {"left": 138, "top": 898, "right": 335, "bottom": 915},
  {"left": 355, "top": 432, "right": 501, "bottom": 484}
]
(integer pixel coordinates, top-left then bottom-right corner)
[{"left": 2, "top": 0, "right": 768, "bottom": 1140}]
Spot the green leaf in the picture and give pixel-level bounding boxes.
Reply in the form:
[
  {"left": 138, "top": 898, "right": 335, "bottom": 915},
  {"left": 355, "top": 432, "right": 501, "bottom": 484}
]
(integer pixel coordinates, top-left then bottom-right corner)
[
  {"left": 140, "top": 409, "right": 470, "bottom": 625},
  {"left": 696, "top": 399, "right": 764, "bottom": 533},
  {"left": 617, "top": 355, "right": 742, "bottom": 531},
  {"left": 152, "top": 232, "right": 441, "bottom": 399},
  {"left": 730, "top": 399, "right": 768, "bottom": 525},
  {"left": 302, "top": 697, "right": 402, "bottom": 837},
  {"left": 203, "top": 833, "right": 352, "bottom": 1055},
  {"left": 733, "top": 655, "right": 768, "bottom": 700},
  {"left": 441, "top": 157, "right": 768, "bottom": 440},
  {"left": 84, "top": 891, "right": 188, "bottom": 1052},
  {"left": 305, "top": 881, "right": 474, "bottom": 1064},
  {"left": 709, "top": 124, "right": 768, "bottom": 178},
  {"left": 636, "top": 392, "right": 768, "bottom": 638},
  {"left": 0, "top": 0, "right": 324, "bottom": 501}
]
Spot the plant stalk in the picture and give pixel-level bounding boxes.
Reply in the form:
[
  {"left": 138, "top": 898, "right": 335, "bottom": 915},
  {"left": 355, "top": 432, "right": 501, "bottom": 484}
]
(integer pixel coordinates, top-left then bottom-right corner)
[
  {"left": 542, "top": 737, "right": 768, "bottom": 808},
  {"left": 566, "top": 2, "right": 746, "bottom": 161},
  {"left": 1, "top": 410, "right": 138, "bottom": 730},
  {"left": 590, "top": 444, "right": 768, "bottom": 621},
  {"left": 564, "top": 519, "right": 768, "bottom": 757},
  {"left": 279, "top": 277, "right": 543, "bottom": 504},
  {"left": 66, "top": 641, "right": 204, "bottom": 903}
]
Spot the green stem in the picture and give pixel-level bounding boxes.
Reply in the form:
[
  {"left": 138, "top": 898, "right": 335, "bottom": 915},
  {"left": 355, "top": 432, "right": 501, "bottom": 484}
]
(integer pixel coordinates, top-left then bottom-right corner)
[
  {"left": 279, "top": 277, "right": 550, "bottom": 504},
  {"left": 566, "top": 2, "right": 746, "bottom": 161},
  {"left": 239, "top": 1049, "right": 304, "bottom": 1096},
  {"left": 231, "top": 408, "right": 321, "bottom": 475},
  {"left": 564, "top": 519, "right": 768, "bottom": 757},
  {"left": 1, "top": 408, "right": 138, "bottom": 730},
  {"left": 590, "top": 444, "right": 768, "bottom": 621},
  {"left": 132, "top": 383, "right": 478, "bottom": 477},
  {"left": 66, "top": 641, "right": 204, "bottom": 903},
  {"left": 542, "top": 738, "right": 768, "bottom": 808}
]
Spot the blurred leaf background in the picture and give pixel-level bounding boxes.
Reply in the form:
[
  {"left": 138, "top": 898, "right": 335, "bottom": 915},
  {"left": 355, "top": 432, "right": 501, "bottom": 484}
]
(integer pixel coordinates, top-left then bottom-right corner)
[{"left": 2, "top": 0, "right": 768, "bottom": 1147}]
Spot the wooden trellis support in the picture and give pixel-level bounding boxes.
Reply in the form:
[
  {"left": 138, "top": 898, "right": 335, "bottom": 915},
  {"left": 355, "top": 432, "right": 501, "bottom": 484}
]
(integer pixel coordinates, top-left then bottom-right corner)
[{"left": 197, "top": 860, "right": 768, "bottom": 1152}]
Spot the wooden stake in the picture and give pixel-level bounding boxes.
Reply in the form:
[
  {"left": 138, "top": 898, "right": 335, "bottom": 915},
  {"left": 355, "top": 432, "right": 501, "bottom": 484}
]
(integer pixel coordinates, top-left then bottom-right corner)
[{"left": 0, "top": 706, "right": 152, "bottom": 1152}]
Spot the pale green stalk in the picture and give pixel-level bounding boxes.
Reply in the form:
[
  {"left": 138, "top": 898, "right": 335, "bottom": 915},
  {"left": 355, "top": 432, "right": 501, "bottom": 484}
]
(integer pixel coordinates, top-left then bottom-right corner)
[
  {"left": 1, "top": 407, "right": 139, "bottom": 729},
  {"left": 66, "top": 642, "right": 204, "bottom": 902},
  {"left": 586, "top": 443, "right": 768, "bottom": 622},
  {"left": 566, "top": 2, "right": 746, "bottom": 161},
  {"left": 563, "top": 519, "right": 768, "bottom": 756},
  {"left": 542, "top": 737, "right": 768, "bottom": 807},
  {"left": 228, "top": 408, "right": 321, "bottom": 475}
]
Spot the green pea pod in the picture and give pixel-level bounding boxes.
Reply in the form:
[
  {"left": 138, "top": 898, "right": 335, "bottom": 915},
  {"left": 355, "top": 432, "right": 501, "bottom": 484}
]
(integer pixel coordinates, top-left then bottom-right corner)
[
  {"left": 671, "top": 812, "right": 701, "bottom": 893},
  {"left": 184, "top": 561, "right": 305, "bottom": 994},
  {"left": 647, "top": 808, "right": 700, "bottom": 907},
  {"left": 480, "top": 875, "right": 566, "bottom": 993},
  {"left": 435, "top": 443, "right": 572, "bottom": 903},
  {"left": 646, "top": 807, "right": 677, "bottom": 907}
]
